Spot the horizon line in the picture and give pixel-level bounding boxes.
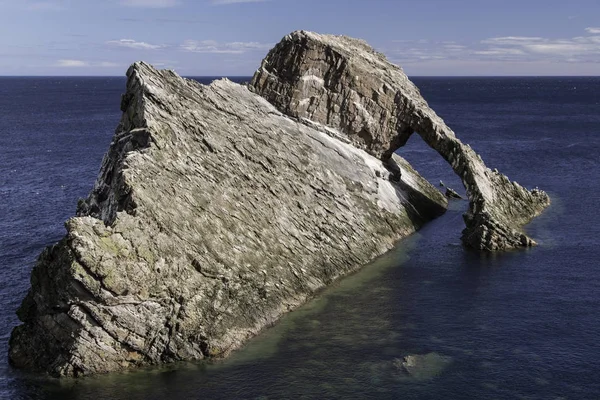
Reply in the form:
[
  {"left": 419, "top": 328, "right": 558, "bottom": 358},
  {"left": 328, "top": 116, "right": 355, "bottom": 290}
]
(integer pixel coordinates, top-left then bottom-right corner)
[{"left": 0, "top": 75, "right": 599, "bottom": 78}]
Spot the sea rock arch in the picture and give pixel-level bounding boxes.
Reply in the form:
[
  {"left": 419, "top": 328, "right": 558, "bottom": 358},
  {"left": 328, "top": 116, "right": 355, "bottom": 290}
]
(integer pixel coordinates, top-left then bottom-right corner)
[{"left": 250, "top": 30, "right": 550, "bottom": 251}]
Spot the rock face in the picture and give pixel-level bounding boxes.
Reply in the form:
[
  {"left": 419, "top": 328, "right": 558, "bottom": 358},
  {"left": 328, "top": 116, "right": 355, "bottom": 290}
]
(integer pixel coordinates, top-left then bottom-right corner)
[
  {"left": 250, "top": 31, "right": 550, "bottom": 251},
  {"left": 9, "top": 62, "right": 447, "bottom": 377}
]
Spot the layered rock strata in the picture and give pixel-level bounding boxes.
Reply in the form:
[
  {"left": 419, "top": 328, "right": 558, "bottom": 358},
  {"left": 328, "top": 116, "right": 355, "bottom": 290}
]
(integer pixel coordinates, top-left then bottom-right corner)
[
  {"left": 250, "top": 31, "right": 550, "bottom": 251},
  {"left": 9, "top": 62, "right": 446, "bottom": 377}
]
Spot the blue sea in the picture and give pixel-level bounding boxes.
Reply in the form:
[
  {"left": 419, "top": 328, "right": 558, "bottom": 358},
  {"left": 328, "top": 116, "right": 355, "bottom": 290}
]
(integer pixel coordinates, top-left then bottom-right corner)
[{"left": 0, "top": 75, "right": 599, "bottom": 399}]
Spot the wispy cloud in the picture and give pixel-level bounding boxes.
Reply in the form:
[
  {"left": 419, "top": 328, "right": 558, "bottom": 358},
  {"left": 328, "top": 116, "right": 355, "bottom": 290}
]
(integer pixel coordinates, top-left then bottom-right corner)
[
  {"left": 481, "top": 36, "right": 545, "bottom": 45},
  {"left": 387, "top": 28, "right": 600, "bottom": 65},
  {"left": 211, "top": 0, "right": 267, "bottom": 4},
  {"left": 443, "top": 44, "right": 467, "bottom": 52},
  {"left": 56, "top": 59, "right": 88, "bottom": 67},
  {"left": 385, "top": 40, "right": 468, "bottom": 63},
  {"left": 99, "top": 61, "right": 120, "bottom": 67},
  {"left": 119, "top": 0, "right": 179, "bottom": 7},
  {"left": 107, "top": 39, "right": 164, "bottom": 50},
  {"left": 104, "top": 38, "right": 271, "bottom": 55},
  {"left": 147, "top": 60, "right": 179, "bottom": 69},
  {"left": 478, "top": 32, "right": 600, "bottom": 61},
  {"left": 181, "top": 40, "right": 272, "bottom": 53},
  {"left": 473, "top": 48, "right": 526, "bottom": 56},
  {"left": 117, "top": 17, "right": 205, "bottom": 24},
  {"left": 56, "top": 59, "right": 120, "bottom": 68}
]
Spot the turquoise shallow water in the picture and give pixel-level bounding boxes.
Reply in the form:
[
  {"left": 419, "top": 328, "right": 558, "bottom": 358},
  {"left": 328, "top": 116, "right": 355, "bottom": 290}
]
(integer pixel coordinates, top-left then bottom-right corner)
[{"left": 1, "top": 76, "right": 599, "bottom": 399}]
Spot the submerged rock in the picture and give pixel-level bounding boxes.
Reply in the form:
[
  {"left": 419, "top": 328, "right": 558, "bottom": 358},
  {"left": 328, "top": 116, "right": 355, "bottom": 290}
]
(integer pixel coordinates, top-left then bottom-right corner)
[
  {"left": 393, "top": 353, "right": 452, "bottom": 380},
  {"left": 250, "top": 30, "right": 550, "bottom": 251},
  {"left": 9, "top": 61, "right": 446, "bottom": 377}
]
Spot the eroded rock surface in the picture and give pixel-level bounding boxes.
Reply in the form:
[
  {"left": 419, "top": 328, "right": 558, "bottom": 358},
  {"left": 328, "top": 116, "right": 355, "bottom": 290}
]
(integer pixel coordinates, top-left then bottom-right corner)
[
  {"left": 250, "top": 30, "right": 550, "bottom": 251},
  {"left": 9, "top": 62, "right": 446, "bottom": 377}
]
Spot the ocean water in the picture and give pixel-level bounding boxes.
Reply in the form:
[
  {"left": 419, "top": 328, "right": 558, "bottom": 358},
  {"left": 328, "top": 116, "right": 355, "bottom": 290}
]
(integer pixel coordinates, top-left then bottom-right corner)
[{"left": 0, "top": 75, "right": 599, "bottom": 399}]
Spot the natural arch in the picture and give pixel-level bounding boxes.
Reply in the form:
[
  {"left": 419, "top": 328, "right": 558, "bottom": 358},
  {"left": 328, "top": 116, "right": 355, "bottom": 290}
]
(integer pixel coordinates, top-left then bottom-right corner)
[{"left": 250, "top": 30, "right": 550, "bottom": 251}]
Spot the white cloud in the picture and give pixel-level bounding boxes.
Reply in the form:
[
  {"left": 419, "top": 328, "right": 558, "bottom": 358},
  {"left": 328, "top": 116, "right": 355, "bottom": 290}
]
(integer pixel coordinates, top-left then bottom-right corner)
[
  {"left": 227, "top": 41, "right": 273, "bottom": 50},
  {"left": 181, "top": 40, "right": 237, "bottom": 54},
  {"left": 473, "top": 47, "right": 526, "bottom": 56},
  {"left": 481, "top": 36, "right": 545, "bottom": 45},
  {"left": 56, "top": 60, "right": 120, "bottom": 68},
  {"left": 385, "top": 40, "right": 469, "bottom": 64},
  {"left": 443, "top": 44, "right": 467, "bottom": 51},
  {"left": 478, "top": 30, "right": 600, "bottom": 61},
  {"left": 99, "top": 62, "right": 120, "bottom": 67},
  {"left": 56, "top": 59, "right": 88, "bottom": 67},
  {"left": 107, "top": 39, "right": 164, "bottom": 50},
  {"left": 181, "top": 40, "right": 272, "bottom": 54},
  {"left": 389, "top": 28, "right": 600, "bottom": 65},
  {"left": 120, "top": 0, "right": 179, "bottom": 7},
  {"left": 211, "top": 0, "right": 267, "bottom": 4},
  {"left": 525, "top": 43, "right": 591, "bottom": 55}
]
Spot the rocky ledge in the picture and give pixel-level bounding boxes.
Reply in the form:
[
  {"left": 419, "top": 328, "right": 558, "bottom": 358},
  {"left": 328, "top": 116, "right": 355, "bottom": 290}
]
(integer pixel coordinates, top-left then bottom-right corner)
[
  {"left": 250, "top": 31, "right": 550, "bottom": 251},
  {"left": 9, "top": 61, "right": 446, "bottom": 376}
]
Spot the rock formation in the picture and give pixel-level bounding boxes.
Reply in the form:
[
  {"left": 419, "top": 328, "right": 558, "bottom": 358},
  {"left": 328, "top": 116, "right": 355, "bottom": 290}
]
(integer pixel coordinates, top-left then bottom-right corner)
[
  {"left": 10, "top": 30, "right": 551, "bottom": 377},
  {"left": 9, "top": 62, "right": 446, "bottom": 377},
  {"left": 250, "top": 31, "right": 550, "bottom": 251}
]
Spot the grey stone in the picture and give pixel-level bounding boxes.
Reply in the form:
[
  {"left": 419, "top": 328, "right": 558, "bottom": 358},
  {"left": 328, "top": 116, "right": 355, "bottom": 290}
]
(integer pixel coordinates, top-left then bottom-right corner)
[
  {"left": 9, "top": 61, "right": 446, "bottom": 377},
  {"left": 250, "top": 30, "right": 550, "bottom": 251},
  {"left": 445, "top": 187, "right": 464, "bottom": 200}
]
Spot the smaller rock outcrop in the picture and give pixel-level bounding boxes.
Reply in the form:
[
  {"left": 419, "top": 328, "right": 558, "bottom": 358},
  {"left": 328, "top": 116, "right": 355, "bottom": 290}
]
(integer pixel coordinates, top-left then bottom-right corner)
[
  {"left": 445, "top": 187, "right": 463, "bottom": 200},
  {"left": 250, "top": 31, "right": 550, "bottom": 251}
]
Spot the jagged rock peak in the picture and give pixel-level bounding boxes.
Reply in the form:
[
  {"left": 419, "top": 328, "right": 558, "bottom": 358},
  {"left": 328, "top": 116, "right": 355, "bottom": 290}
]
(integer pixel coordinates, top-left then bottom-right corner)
[
  {"left": 9, "top": 59, "right": 446, "bottom": 377},
  {"left": 250, "top": 30, "right": 551, "bottom": 251}
]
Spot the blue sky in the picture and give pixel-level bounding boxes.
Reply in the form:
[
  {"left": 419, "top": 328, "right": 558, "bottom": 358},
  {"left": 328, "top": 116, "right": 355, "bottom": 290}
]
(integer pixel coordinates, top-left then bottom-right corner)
[{"left": 1, "top": 0, "right": 599, "bottom": 76}]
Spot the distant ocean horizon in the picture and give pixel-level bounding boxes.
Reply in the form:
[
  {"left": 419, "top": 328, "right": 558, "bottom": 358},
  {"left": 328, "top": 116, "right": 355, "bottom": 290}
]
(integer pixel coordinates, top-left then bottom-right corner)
[
  {"left": 1, "top": 75, "right": 600, "bottom": 78},
  {"left": 1, "top": 76, "right": 599, "bottom": 399}
]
